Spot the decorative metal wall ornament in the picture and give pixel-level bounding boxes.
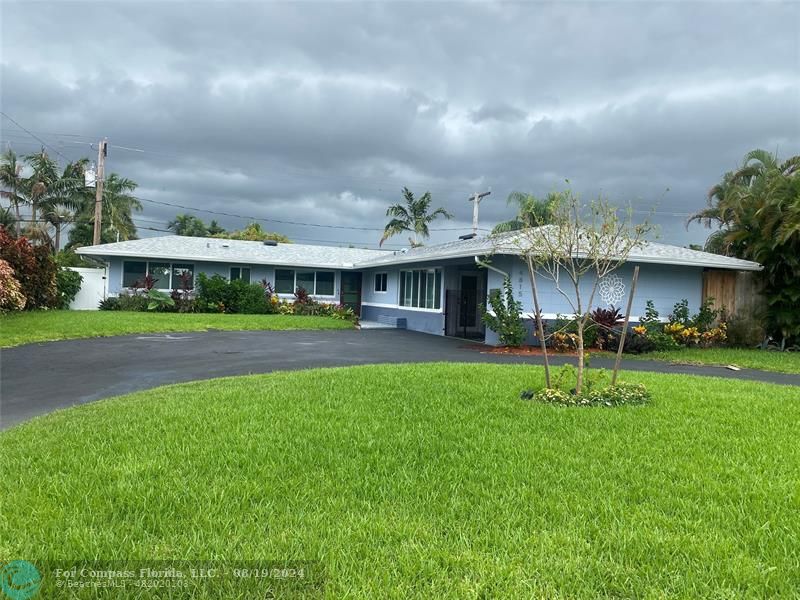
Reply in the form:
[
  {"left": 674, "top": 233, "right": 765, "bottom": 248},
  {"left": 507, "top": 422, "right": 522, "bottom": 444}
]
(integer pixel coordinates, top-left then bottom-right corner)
[{"left": 598, "top": 274, "right": 625, "bottom": 306}]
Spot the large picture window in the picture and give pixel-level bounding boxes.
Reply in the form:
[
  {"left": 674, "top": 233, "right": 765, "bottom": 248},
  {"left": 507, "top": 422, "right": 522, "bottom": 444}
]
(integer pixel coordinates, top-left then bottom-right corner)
[
  {"left": 399, "top": 269, "right": 441, "bottom": 309},
  {"left": 274, "top": 269, "right": 336, "bottom": 296},
  {"left": 122, "top": 260, "right": 194, "bottom": 290}
]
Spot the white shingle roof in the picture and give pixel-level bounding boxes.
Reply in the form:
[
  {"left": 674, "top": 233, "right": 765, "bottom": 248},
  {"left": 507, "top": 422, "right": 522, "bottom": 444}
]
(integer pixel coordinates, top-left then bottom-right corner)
[
  {"left": 78, "top": 231, "right": 762, "bottom": 271},
  {"left": 77, "top": 236, "right": 389, "bottom": 269}
]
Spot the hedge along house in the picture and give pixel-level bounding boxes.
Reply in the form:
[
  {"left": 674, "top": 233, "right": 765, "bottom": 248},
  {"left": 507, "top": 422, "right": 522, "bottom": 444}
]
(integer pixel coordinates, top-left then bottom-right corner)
[{"left": 77, "top": 231, "right": 761, "bottom": 344}]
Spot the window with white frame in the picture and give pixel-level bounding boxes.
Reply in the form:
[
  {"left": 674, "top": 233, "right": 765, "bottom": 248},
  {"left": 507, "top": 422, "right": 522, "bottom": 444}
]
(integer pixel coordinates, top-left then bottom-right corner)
[
  {"left": 274, "top": 269, "right": 335, "bottom": 296},
  {"left": 230, "top": 266, "right": 251, "bottom": 284},
  {"left": 398, "top": 268, "right": 441, "bottom": 309},
  {"left": 374, "top": 272, "right": 388, "bottom": 293},
  {"left": 122, "top": 260, "right": 195, "bottom": 290}
]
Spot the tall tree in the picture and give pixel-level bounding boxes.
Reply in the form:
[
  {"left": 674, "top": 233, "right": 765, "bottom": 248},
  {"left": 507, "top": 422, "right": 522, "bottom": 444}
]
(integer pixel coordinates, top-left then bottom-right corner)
[
  {"left": 168, "top": 214, "right": 209, "bottom": 237},
  {"left": 492, "top": 191, "right": 557, "bottom": 234},
  {"left": 67, "top": 173, "right": 142, "bottom": 247},
  {"left": 211, "top": 222, "right": 290, "bottom": 242},
  {"left": 689, "top": 149, "right": 800, "bottom": 344},
  {"left": 380, "top": 187, "right": 452, "bottom": 247},
  {"left": 0, "top": 149, "right": 27, "bottom": 236},
  {"left": 207, "top": 219, "right": 226, "bottom": 236}
]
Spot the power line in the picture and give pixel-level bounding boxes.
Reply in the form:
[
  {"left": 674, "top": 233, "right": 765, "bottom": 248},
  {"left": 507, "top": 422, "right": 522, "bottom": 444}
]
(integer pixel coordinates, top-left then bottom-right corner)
[
  {"left": 0, "top": 112, "right": 71, "bottom": 162},
  {"left": 132, "top": 194, "right": 488, "bottom": 232}
]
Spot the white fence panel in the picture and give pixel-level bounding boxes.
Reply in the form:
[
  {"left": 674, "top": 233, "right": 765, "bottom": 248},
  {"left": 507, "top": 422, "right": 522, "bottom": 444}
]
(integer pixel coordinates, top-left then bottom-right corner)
[{"left": 67, "top": 267, "right": 107, "bottom": 310}]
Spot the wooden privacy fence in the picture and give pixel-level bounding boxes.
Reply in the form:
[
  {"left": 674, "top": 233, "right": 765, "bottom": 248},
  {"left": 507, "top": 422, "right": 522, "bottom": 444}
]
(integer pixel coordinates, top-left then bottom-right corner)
[{"left": 702, "top": 270, "right": 765, "bottom": 317}]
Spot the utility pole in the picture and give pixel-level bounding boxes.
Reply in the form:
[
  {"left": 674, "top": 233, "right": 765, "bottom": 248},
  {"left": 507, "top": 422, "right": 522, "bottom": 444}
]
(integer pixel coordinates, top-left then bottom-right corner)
[
  {"left": 92, "top": 138, "right": 108, "bottom": 246},
  {"left": 468, "top": 189, "right": 491, "bottom": 235}
]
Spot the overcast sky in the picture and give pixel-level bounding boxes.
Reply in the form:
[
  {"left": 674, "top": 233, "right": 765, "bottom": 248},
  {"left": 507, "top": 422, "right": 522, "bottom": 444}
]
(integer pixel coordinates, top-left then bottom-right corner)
[{"left": 2, "top": 1, "right": 799, "bottom": 249}]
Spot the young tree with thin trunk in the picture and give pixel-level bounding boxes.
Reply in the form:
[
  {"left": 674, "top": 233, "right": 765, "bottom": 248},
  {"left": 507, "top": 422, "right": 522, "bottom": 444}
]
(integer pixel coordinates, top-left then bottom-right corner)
[{"left": 513, "top": 190, "right": 651, "bottom": 394}]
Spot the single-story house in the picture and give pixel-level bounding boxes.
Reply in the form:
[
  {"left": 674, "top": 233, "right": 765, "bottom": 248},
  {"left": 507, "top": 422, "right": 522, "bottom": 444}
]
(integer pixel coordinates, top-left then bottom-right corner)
[{"left": 77, "top": 231, "right": 761, "bottom": 345}]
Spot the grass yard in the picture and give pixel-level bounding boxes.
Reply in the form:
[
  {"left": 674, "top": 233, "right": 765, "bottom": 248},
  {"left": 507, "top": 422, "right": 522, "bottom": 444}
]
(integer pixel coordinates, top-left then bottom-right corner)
[
  {"left": 1, "top": 364, "right": 798, "bottom": 598},
  {"left": 0, "top": 310, "right": 353, "bottom": 347},
  {"left": 608, "top": 347, "right": 800, "bottom": 374}
]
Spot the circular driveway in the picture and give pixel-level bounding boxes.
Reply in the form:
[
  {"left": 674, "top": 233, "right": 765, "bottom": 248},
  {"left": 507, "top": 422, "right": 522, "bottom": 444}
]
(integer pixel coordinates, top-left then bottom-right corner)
[{"left": 2, "top": 329, "right": 798, "bottom": 429}]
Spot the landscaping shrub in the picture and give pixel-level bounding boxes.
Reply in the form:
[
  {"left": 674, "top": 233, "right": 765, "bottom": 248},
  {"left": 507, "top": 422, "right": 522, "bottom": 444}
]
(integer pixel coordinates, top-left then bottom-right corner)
[
  {"left": 664, "top": 298, "right": 727, "bottom": 348},
  {"left": 114, "top": 293, "right": 149, "bottom": 312},
  {"left": 98, "top": 297, "right": 120, "bottom": 311},
  {"left": 56, "top": 268, "right": 83, "bottom": 309},
  {"left": 726, "top": 314, "right": 766, "bottom": 348},
  {"left": 0, "top": 227, "right": 57, "bottom": 309},
  {"left": 589, "top": 306, "right": 622, "bottom": 350},
  {"left": 0, "top": 258, "right": 26, "bottom": 312},
  {"left": 527, "top": 382, "right": 650, "bottom": 407},
  {"left": 145, "top": 289, "right": 175, "bottom": 311},
  {"left": 196, "top": 273, "right": 274, "bottom": 314},
  {"left": 550, "top": 315, "right": 596, "bottom": 351},
  {"left": 480, "top": 276, "right": 527, "bottom": 346}
]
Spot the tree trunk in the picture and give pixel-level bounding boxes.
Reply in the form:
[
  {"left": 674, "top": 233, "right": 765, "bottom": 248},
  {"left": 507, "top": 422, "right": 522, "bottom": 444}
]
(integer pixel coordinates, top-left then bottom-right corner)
[
  {"left": 526, "top": 256, "right": 551, "bottom": 388},
  {"left": 54, "top": 224, "right": 61, "bottom": 253},
  {"left": 14, "top": 202, "right": 20, "bottom": 237},
  {"left": 576, "top": 319, "right": 585, "bottom": 394}
]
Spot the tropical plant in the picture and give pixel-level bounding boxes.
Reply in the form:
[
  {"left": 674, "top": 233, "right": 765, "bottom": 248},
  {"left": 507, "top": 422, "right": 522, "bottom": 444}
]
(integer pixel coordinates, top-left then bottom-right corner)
[
  {"left": 145, "top": 289, "right": 175, "bottom": 311},
  {"left": 491, "top": 191, "right": 558, "bottom": 234},
  {"left": 689, "top": 149, "right": 800, "bottom": 344},
  {"left": 0, "top": 149, "right": 27, "bottom": 237},
  {"left": 67, "top": 173, "right": 142, "bottom": 247},
  {"left": 0, "top": 258, "right": 26, "bottom": 311},
  {"left": 380, "top": 187, "right": 452, "bottom": 247},
  {"left": 0, "top": 227, "right": 58, "bottom": 309},
  {"left": 168, "top": 214, "right": 209, "bottom": 237},
  {"left": 480, "top": 276, "right": 527, "bottom": 346},
  {"left": 210, "top": 222, "right": 289, "bottom": 242},
  {"left": 56, "top": 269, "right": 83, "bottom": 309}
]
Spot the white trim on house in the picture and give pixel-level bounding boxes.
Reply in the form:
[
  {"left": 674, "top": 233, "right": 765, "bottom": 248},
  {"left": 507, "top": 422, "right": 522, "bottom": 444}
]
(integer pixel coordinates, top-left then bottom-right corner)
[{"left": 361, "top": 301, "right": 443, "bottom": 314}]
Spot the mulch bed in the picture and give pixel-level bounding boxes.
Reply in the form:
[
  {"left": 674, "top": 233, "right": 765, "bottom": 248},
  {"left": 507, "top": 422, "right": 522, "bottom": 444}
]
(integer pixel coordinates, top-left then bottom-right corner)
[{"left": 462, "top": 344, "right": 578, "bottom": 357}]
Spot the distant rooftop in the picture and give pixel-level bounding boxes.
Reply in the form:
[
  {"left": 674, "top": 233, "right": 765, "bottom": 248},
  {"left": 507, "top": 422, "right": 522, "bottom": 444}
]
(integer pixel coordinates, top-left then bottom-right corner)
[{"left": 77, "top": 231, "right": 762, "bottom": 271}]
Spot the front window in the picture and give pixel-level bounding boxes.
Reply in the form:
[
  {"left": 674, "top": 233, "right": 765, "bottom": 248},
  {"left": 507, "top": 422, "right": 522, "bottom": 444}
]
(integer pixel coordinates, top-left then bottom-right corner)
[
  {"left": 274, "top": 269, "right": 335, "bottom": 296},
  {"left": 275, "top": 269, "right": 295, "bottom": 294},
  {"left": 374, "top": 272, "right": 388, "bottom": 293},
  {"left": 149, "top": 262, "right": 171, "bottom": 288},
  {"left": 230, "top": 267, "right": 251, "bottom": 283},
  {"left": 172, "top": 264, "right": 194, "bottom": 290},
  {"left": 399, "top": 269, "right": 441, "bottom": 309},
  {"left": 316, "top": 271, "right": 335, "bottom": 296},
  {"left": 296, "top": 271, "right": 315, "bottom": 293},
  {"left": 122, "top": 261, "right": 146, "bottom": 288}
]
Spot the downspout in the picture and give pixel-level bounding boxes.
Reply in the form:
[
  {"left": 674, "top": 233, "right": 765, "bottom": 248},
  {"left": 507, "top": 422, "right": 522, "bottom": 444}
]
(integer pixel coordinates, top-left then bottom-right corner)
[
  {"left": 474, "top": 256, "right": 509, "bottom": 344},
  {"left": 474, "top": 256, "right": 508, "bottom": 279}
]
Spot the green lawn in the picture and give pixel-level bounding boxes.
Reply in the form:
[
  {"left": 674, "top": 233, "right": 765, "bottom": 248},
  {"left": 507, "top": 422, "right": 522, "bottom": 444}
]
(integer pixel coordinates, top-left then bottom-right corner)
[
  {"left": 1, "top": 364, "right": 798, "bottom": 598},
  {"left": 0, "top": 310, "right": 353, "bottom": 347},
  {"left": 610, "top": 347, "right": 800, "bottom": 374}
]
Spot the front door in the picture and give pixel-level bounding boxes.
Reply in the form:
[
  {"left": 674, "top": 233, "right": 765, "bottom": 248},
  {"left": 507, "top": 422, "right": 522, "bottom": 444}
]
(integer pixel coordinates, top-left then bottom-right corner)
[
  {"left": 459, "top": 274, "right": 479, "bottom": 330},
  {"left": 340, "top": 272, "right": 362, "bottom": 316}
]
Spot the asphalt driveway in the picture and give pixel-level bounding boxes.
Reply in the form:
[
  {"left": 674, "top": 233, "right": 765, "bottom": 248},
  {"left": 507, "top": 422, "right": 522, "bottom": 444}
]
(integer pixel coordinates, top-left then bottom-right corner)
[{"left": 2, "top": 329, "right": 798, "bottom": 429}]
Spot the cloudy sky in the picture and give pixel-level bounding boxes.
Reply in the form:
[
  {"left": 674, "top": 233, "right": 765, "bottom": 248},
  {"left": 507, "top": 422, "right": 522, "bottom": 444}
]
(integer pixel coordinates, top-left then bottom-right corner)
[{"left": 2, "top": 1, "right": 799, "bottom": 249}]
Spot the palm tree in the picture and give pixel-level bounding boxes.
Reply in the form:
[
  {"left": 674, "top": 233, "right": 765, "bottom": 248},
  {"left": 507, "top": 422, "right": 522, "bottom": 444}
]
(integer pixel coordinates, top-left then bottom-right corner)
[
  {"left": 167, "top": 214, "right": 208, "bottom": 237},
  {"left": 67, "top": 172, "right": 142, "bottom": 247},
  {"left": 380, "top": 187, "right": 452, "bottom": 247},
  {"left": 0, "top": 149, "right": 28, "bottom": 236},
  {"left": 492, "top": 191, "right": 557, "bottom": 234},
  {"left": 35, "top": 159, "right": 91, "bottom": 251}
]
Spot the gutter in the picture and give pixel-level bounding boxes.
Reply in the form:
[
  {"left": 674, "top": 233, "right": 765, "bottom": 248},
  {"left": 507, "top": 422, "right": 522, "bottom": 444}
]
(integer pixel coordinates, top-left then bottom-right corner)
[{"left": 474, "top": 256, "right": 508, "bottom": 279}]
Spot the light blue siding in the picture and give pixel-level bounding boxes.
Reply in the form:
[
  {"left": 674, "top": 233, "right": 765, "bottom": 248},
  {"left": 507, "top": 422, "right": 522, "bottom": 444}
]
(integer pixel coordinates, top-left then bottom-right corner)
[
  {"left": 483, "top": 255, "right": 704, "bottom": 345},
  {"left": 360, "top": 304, "right": 445, "bottom": 335},
  {"left": 106, "top": 258, "right": 339, "bottom": 301}
]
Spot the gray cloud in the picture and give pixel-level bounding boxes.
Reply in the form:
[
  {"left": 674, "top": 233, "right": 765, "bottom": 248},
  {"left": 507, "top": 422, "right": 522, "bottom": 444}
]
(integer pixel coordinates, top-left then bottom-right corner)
[{"left": 2, "top": 1, "right": 799, "bottom": 248}]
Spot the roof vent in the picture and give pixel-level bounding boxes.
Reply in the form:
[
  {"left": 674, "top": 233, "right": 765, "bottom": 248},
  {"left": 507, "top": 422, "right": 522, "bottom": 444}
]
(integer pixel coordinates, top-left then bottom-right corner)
[
  {"left": 221, "top": 243, "right": 230, "bottom": 248},
  {"left": 459, "top": 233, "right": 477, "bottom": 241},
  {"left": 263, "top": 240, "right": 278, "bottom": 247}
]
